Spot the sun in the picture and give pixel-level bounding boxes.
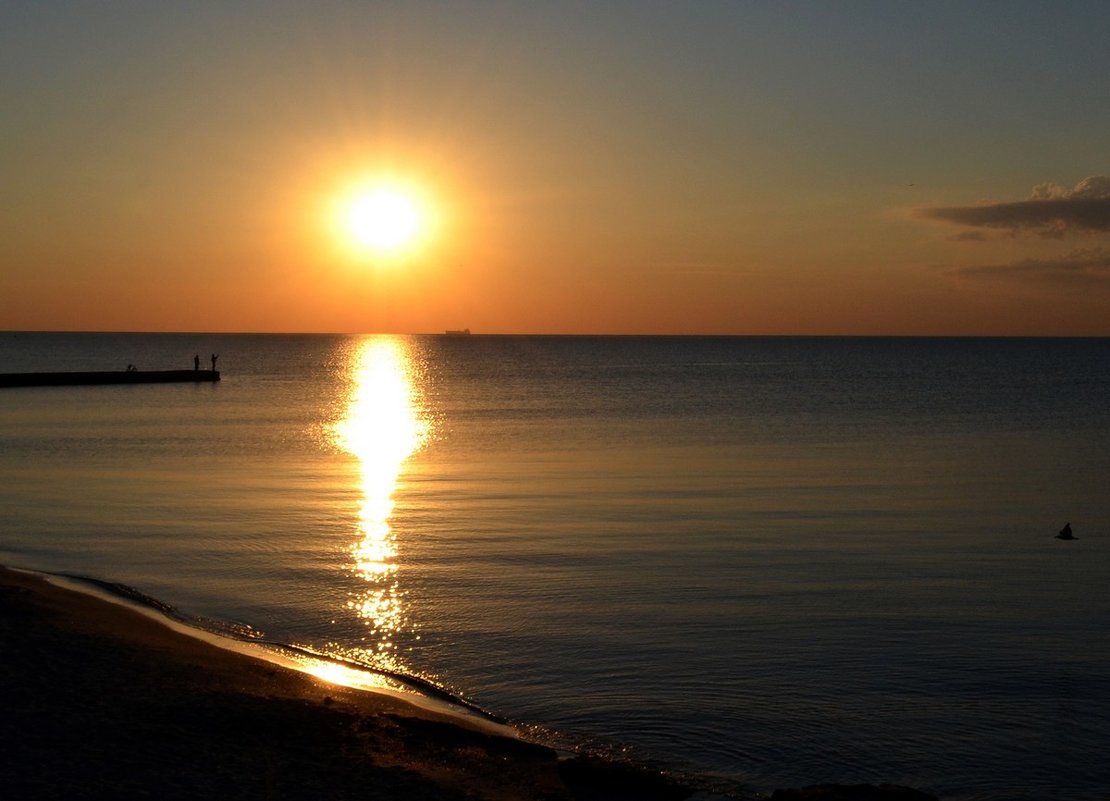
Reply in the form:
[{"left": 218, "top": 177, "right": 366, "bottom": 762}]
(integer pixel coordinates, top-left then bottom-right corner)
[{"left": 345, "top": 187, "right": 424, "bottom": 253}]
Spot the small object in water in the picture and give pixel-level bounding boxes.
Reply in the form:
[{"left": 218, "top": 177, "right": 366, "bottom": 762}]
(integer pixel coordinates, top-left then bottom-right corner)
[{"left": 1056, "top": 522, "right": 1076, "bottom": 540}]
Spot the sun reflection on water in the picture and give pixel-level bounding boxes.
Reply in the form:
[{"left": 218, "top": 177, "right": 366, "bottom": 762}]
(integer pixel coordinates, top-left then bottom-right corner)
[{"left": 333, "top": 337, "right": 429, "bottom": 670}]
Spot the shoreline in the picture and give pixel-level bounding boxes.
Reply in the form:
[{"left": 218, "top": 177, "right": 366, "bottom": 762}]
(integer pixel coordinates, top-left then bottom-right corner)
[
  {"left": 39, "top": 568, "right": 509, "bottom": 731},
  {"left": 0, "top": 564, "right": 941, "bottom": 801},
  {"left": 0, "top": 564, "right": 691, "bottom": 800}
]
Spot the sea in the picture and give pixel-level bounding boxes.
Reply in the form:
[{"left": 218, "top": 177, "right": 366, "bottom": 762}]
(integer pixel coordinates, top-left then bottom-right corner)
[{"left": 1, "top": 332, "right": 1108, "bottom": 801}]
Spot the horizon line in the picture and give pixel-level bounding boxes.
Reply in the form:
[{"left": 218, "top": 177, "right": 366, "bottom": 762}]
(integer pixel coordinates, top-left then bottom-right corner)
[{"left": 3, "top": 329, "right": 1108, "bottom": 340}]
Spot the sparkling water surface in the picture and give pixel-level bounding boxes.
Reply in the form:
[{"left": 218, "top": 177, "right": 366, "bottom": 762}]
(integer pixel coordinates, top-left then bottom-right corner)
[{"left": 1, "top": 333, "right": 1108, "bottom": 800}]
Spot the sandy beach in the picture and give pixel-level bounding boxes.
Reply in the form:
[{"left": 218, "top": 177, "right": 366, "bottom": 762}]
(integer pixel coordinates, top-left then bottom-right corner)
[
  {"left": 0, "top": 565, "right": 942, "bottom": 801},
  {"left": 0, "top": 565, "right": 689, "bottom": 801}
]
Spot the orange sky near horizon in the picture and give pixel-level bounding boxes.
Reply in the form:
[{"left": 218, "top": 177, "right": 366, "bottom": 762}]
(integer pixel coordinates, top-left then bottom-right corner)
[{"left": 3, "top": 3, "right": 1110, "bottom": 336}]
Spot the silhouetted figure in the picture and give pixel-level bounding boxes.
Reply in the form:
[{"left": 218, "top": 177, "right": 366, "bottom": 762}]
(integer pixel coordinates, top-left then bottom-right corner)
[
  {"left": 194, "top": 354, "right": 200, "bottom": 371},
  {"left": 1056, "top": 522, "right": 1076, "bottom": 540},
  {"left": 126, "top": 364, "right": 137, "bottom": 372},
  {"left": 210, "top": 353, "right": 218, "bottom": 371}
]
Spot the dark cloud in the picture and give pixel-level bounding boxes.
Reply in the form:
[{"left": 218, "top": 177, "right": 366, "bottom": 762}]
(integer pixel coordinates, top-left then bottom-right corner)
[
  {"left": 918, "top": 176, "right": 1110, "bottom": 238},
  {"left": 949, "top": 230, "right": 989, "bottom": 242},
  {"left": 956, "top": 247, "right": 1110, "bottom": 287}
]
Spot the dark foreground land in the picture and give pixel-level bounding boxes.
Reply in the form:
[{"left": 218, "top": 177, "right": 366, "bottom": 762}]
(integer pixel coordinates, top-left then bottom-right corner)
[
  {"left": 0, "top": 566, "right": 690, "bottom": 801},
  {"left": 0, "top": 567, "right": 937, "bottom": 801}
]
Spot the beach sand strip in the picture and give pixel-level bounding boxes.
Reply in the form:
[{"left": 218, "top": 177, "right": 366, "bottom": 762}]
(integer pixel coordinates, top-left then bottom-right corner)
[{"left": 0, "top": 565, "right": 689, "bottom": 801}]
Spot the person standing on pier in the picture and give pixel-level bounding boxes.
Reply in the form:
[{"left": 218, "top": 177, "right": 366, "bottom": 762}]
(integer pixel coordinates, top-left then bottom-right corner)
[
  {"left": 194, "top": 354, "right": 200, "bottom": 371},
  {"left": 210, "top": 353, "right": 218, "bottom": 371}
]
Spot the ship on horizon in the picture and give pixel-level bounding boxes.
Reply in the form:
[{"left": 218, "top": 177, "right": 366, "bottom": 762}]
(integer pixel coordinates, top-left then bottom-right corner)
[{"left": 444, "top": 328, "right": 471, "bottom": 336}]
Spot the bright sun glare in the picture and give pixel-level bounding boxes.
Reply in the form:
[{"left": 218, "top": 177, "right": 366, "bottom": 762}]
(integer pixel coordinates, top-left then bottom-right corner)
[{"left": 345, "top": 188, "right": 423, "bottom": 252}]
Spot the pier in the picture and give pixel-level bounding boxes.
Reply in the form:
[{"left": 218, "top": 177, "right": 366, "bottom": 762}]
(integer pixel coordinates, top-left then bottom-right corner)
[{"left": 0, "top": 370, "right": 220, "bottom": 388}]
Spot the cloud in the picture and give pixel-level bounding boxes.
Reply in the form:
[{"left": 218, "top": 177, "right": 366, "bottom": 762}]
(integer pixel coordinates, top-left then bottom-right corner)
[
  {"left": 1029, "top": 175, "right": 1110, "bottom": 200},
  {"left": 918, "top": 176, "right": 1110, "bottom": 238},
  {"left": 949, "top": 230, "right": 989, "bottom": 242},
  {"left": 956, "top": 247, "right": 1110, "bottom": 287}
]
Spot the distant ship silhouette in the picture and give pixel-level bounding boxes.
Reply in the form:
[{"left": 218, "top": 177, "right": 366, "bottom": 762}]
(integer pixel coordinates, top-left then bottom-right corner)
[{"left": 1056, "top": 522, "right": 1076, "bottom": 540}]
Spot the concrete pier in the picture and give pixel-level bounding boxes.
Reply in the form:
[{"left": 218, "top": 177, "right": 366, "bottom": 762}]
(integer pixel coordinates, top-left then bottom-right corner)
[{"left": 0, "top": 370, "right": 220, "bottom": 388}]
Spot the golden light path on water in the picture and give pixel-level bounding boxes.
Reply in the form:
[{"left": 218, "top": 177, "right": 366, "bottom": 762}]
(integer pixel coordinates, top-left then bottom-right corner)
[{"left": 332, "top": 337, "right": 429, "bottom": 673}]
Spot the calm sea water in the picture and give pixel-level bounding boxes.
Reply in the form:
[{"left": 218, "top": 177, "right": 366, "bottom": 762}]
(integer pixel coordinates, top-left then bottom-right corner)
[{"left": 1, "top": 333, "right": 1108, "bottom": 800}]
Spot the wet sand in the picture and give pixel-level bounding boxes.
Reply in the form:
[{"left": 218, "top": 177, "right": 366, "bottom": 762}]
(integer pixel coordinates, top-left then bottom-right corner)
[{"left": 0, "top": 565, "right": 689, "bottom": 800}]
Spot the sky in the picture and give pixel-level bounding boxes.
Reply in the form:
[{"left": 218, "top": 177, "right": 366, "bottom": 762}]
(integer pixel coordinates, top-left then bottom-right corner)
[{"left": 3, "top": 1, "right": 1109, "bottom": 335}]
